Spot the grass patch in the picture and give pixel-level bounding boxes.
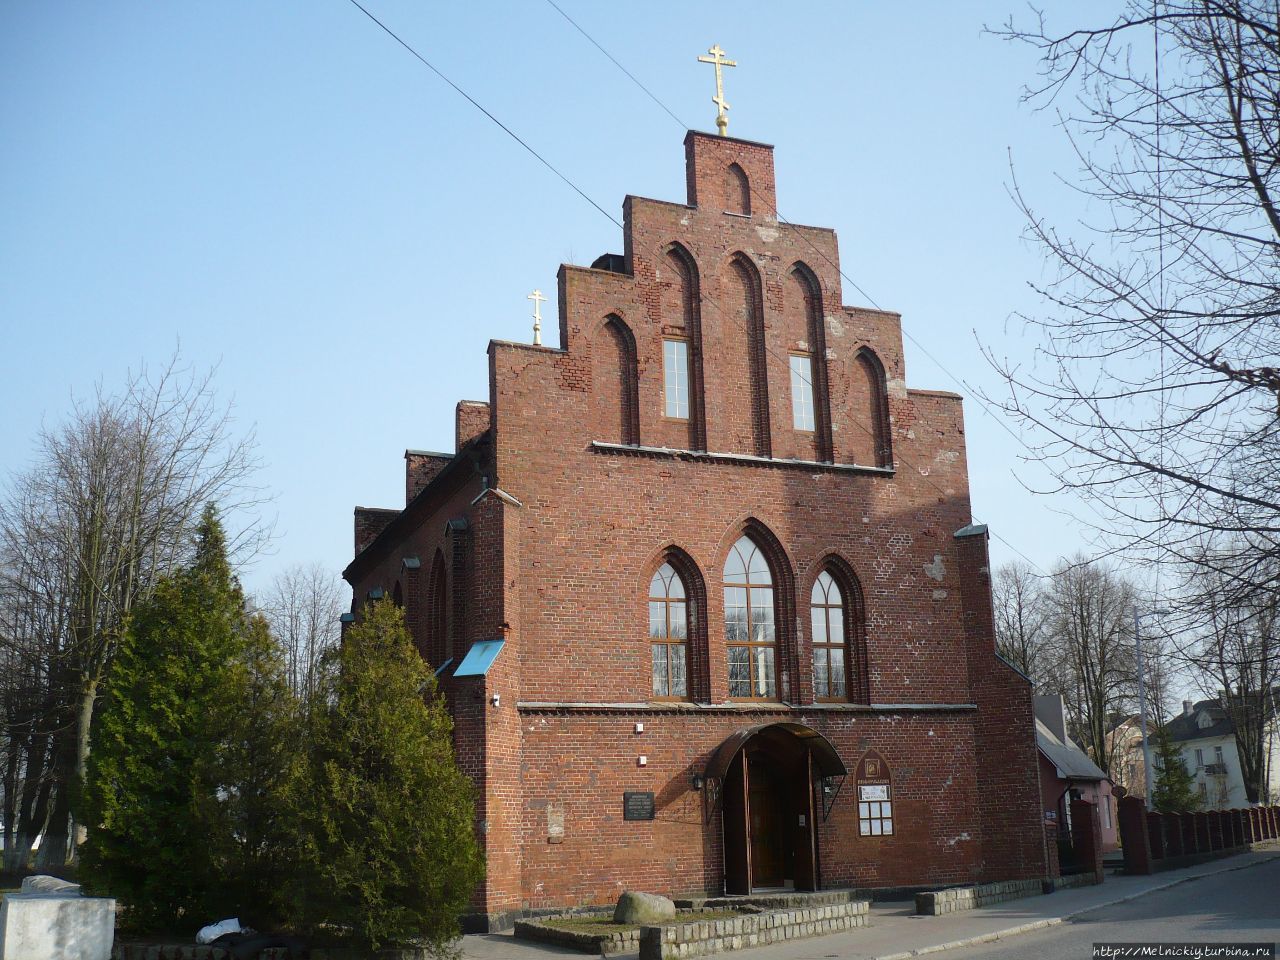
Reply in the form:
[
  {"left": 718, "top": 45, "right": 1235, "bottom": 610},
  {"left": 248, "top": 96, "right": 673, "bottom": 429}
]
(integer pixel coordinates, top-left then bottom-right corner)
[
  {"left": 540, "top": 917, "right": 635, "bottom": 934},
  {"left": 540, "top": 909, "right": 747, "bottom": 934}
]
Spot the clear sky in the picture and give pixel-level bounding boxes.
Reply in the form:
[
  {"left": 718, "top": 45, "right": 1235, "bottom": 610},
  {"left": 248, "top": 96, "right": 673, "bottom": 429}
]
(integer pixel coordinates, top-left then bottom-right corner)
[{"left": 0, "top": 1, "right": 1118, "bottom": 598}]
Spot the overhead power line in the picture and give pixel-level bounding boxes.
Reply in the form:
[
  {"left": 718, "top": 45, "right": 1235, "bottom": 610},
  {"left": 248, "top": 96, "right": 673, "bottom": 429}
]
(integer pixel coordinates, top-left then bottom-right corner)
[
  {"left": 346, "top": 0, "right": 622, "bottom": 230},
  {"left": 343, "top": 0, "right": 1054, "bottom": 578}
]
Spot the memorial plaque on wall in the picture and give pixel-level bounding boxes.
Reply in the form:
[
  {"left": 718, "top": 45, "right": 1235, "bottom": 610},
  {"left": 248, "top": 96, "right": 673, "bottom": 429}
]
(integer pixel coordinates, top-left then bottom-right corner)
[
  {"left": 623, "top": 791, "right": 655, "bottom": 821},
  {"left": 546, "top": 800, "right": 565, "bottom": 843}
]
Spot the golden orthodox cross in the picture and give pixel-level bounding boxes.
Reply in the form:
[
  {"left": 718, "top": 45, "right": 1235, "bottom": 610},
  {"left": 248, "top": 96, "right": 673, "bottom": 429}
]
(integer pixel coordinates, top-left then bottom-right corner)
[
  {"left": 697, "top": 44, "right": 737, "bottom": 136},
  {"left": 528, "top": 289, "right": 547, "bottom": 346}
]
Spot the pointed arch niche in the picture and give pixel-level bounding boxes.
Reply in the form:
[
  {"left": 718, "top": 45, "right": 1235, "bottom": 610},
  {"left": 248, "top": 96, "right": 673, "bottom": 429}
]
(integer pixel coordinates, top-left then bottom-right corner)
[
  {"left": 427, "top": 548, "right": 448, "bottom": 666},
  {"left": 725, "top": 254, "right": 771, "bottom": 458},
  {"left": 725, "top": 163, "right": 751, "bottom": 216},
  {"left": 854, "top": 348, "right": 893, "bottom": 468},
  {"left": 658, "top": 243, "right": 707, "bottom": 450},
  {"left": 594, "top": 314, "right": 640, "bottom": 445},
  {"left": 786, "top": 263, "right": 833, "bottom": 461}
]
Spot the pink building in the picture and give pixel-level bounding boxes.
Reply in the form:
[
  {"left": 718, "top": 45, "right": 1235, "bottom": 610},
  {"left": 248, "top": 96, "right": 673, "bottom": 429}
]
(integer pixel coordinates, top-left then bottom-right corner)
[{"left": 1035, "top": 696, "right": 1118, "bottom": 860}]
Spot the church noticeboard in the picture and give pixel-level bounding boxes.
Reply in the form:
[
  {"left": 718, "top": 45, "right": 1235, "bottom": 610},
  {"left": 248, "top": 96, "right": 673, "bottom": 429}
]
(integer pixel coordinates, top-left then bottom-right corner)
[
  {"left": 623, "top": 791, "right": 655, "bottom": 821},
  {"left": 855, "top": 750, "right": 894, "bottom": 837}
]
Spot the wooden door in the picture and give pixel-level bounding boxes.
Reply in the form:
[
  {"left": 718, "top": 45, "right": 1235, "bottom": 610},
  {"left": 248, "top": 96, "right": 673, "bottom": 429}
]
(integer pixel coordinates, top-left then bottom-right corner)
[
  {"left": 748, "top": 759, "right": 785, "bottom": 887},
  {"left": 723, "top": 753, "right": 750, "bottom": 895},
  {"left": 793, "top": 751, "right": 818, "bottom": 890}
]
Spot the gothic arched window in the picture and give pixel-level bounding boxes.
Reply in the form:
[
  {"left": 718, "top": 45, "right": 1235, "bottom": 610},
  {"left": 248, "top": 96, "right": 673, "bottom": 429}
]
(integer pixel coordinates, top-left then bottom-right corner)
[
  {"left": 724, "top": 536, "right": 776, "bottom": 698},
  {"left": 726, "top": 162, "right": 751, "bottom": 216},
  {"left": 811, "top": 570, "right": 846, "bottom": 700},
  {"left": 650, "top": 563, "right": 689, "bottom": 698}
]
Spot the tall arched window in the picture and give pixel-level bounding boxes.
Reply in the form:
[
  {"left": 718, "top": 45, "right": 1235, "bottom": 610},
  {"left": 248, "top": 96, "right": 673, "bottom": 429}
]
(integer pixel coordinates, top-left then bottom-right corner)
[
  {"left": 650, "top": 563, "right": 688, "bottom": 698},
  {"left": 724, "top": 536, "right": 776, "bottom": 698},
  {"left": 661, "top": 243, "right": 706, "bottom": 450},
  {"left": 811, "top": 571, "right": 845, "bottom": 700},
  {"left": 727, "top": 254, "right": 771, "bottom": 458},
  {"left": 811, "top": 558, "right": 869, "bottom": 704}
]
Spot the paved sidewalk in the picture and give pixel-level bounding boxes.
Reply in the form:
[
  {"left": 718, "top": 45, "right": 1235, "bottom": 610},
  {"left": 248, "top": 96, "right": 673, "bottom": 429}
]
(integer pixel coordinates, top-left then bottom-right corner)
[{"left": 459, "top": 851, "right": 1280, "bottom": 960}]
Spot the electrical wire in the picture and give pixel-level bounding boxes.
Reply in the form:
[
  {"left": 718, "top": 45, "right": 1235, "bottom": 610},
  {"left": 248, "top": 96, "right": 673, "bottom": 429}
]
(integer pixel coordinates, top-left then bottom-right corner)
[
  {"left": 344, "top": 0, "right": 1053, "bottom": 577},
  {"left": 346, "top": 0, "right": 622, "bottom": 230}
]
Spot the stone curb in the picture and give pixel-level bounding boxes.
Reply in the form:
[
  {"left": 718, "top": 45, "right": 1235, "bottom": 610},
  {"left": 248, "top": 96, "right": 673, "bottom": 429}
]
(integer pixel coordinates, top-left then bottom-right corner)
[{"left": 869, "top": 853, "right": 1280, "bottom": 960}]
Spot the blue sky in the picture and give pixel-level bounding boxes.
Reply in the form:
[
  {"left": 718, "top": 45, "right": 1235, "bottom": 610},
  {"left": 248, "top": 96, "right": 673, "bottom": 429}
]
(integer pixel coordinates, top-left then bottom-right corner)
[{"left": 0, "top": 1, "right": 1116, "bottom": 596}]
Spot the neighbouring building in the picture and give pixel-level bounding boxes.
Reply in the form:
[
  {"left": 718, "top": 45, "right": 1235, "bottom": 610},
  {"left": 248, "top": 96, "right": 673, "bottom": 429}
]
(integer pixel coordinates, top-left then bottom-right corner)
[
  {"left": 1106, "top": 714, "right": 1148, "bottom": 800},
  {"left": 1034, "top": 695, "right": 1117, "bottom": 856},
  {"left": 1168, "top": 698, "right": 1280, "bottom": 809},
  {"left": 343, "top": 129, "right": 1048, "bottom": 930}
]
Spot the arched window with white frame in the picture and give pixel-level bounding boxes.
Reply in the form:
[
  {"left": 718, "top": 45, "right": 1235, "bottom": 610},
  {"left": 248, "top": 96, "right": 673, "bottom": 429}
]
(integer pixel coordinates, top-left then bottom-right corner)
[
  {"left": 724, "top": 536, "right": 777, "bottom": 699},
  {"left": 650, "top": 563, "right": 689, "bottom": 698}
]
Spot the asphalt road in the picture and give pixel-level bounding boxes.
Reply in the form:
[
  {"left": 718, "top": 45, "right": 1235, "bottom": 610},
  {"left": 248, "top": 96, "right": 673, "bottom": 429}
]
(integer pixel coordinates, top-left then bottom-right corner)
[{"left": 936, "top": 858, "right": 1280, "bottom": 960}]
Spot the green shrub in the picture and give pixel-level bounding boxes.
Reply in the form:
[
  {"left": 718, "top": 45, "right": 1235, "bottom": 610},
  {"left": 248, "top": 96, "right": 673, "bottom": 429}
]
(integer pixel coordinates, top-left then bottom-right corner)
[
  {"left": 1151, "top": 725, "right": 1201, "bottom": 813},
  {"left": 79, "top": 506, "right": 296, "bottom": 931},
  {"left": 288, "top": 600, "right": 484, "bottom": 952}
]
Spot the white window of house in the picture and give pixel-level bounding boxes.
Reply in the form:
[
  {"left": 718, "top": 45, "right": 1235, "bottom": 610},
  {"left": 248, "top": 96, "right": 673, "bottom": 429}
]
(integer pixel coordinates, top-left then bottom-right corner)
[
  {"left": 663, "top": 339, "right": 689, "bottom": 419},
  {"left": 1102, "top": 796, "right": 1113, "bottom": 830},
  {"left": 1195, "top": 747, "right": 1204, "bottom": 767},
  {"left": 1214, "top": 745, "right": 1224, "bottom": 766},
  {"left": 789, "top": 354, "right": 815, "bottom": 431},
  {"left": 1198, "top": 782, "right": 1208, "bottom": 800}
]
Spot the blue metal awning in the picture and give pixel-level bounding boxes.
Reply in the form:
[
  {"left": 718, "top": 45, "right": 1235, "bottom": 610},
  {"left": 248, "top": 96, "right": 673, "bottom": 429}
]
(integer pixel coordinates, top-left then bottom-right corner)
[{"left": 453, "top": 639, "right": 505, "bottom": 677}]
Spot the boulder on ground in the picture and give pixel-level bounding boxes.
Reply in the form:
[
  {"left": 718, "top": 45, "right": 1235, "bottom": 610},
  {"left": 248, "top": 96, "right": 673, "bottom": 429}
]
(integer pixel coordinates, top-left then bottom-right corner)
[
  {"left": 18, "top": 876, "right": 80, "bottom": 896},
  {"left": 613, "top": 891, "right": 676, "bottom": 924}
]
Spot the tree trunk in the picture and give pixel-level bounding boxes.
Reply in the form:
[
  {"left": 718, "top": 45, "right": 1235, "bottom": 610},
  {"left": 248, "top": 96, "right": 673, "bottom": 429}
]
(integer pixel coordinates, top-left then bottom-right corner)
[
  {"left": 35, "top": 717, "right": 76, "bottom": 869},
  {"left": 71, "top": 675, "right": 98, "bottom": 850}
]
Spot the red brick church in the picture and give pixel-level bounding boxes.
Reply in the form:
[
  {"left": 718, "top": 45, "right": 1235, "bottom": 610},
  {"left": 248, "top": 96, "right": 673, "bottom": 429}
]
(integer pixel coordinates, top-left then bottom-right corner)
[{"left": 344, "top": 130, "right": 1047, "bottom": 930}]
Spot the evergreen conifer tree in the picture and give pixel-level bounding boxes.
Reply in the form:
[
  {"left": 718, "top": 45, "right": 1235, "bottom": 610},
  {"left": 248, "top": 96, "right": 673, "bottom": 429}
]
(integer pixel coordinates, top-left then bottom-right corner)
[
  {"left": 80, "top": 505, "right": 294, "bottom": 930},
  {"left": 1150, "top": 725, "right": 1201, "bottom": 813},
  {"left": 289, "top": 599, "right": 483, "bottom": 952}
]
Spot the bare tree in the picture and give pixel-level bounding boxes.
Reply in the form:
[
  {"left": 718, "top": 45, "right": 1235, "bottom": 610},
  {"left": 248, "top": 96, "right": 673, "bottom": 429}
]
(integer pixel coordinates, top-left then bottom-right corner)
[
  {"left": 0, "top": 354, "right": 267, "bottom": 866},
  {"left": 258, "top": 563, "right": 343, "bottom": 705},
  {"left": 987, "top": 1, "right": 1280, "bottom": 582},
  {"left": 1179, "top": 544, "right": 1279, "bottom": 803},
  {"left": 993, "top": 561, "right": 1050, "bottom": 683},
  {"left": 0, "top": 542, "right": 63, "bottom": 873},
  {"left": 1041, "top": 558, "right": 1140, "bottom": 774}
]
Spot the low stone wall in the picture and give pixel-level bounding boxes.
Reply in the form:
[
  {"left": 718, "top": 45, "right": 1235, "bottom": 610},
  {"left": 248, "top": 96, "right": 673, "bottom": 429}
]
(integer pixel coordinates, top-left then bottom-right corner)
[
  {"left": 1052, "top": 872, "right": 1101, "bottom": 891},
  {"left": 113, "top": 945, "right": 430, "bottom": 959},
  {"left": 914, "top": 878, "right": 1043, "bottom": 916},
  {"left": 638, "top": 901, "right": 870, "bottom": 960},
  {"left": 513, "top": 919, "right": 641, "bottom": 956},
  {"left": 114, "top": 947, "right": 282, "bottom": 960}
]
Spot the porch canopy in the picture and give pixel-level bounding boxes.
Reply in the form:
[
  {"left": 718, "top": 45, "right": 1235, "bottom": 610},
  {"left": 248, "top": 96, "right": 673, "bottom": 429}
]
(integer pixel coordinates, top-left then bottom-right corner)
[{"left": 704, "top": 721, "right": 847, "bottom": 782}]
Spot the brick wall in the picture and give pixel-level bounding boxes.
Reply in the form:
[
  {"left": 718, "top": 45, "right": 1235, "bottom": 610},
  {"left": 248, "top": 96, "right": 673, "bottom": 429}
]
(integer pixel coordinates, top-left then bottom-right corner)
[
  {"left": 354, "top": 507, "right": 398, "bottom": 556},
  {"left": 956, "top": 528, "right": 1048, "bottom": 882},
  {"left": 456, "top": 400, "right": 491, "bottom": 453},
  {"left": 405, "top": 450, "right": 453, "bottom": 504}
]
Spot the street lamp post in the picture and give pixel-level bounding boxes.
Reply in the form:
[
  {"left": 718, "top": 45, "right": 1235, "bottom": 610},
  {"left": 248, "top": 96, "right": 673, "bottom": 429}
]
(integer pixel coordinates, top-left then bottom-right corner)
[{"left": 1133, "top": 607, "right": 1170, "bottom": 811}]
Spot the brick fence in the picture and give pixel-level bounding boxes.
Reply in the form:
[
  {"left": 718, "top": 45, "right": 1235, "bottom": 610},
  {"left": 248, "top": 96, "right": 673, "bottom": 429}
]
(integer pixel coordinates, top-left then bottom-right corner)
[{"left": 1117, "top": 796, "right": 1280, "bottom": 874}]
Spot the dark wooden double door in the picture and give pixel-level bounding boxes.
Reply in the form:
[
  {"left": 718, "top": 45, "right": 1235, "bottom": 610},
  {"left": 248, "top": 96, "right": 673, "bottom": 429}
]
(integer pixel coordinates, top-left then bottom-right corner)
[{"left": 723, "top": 743, "right": 818, "bottom": 893}]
